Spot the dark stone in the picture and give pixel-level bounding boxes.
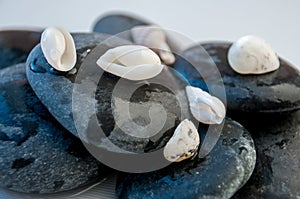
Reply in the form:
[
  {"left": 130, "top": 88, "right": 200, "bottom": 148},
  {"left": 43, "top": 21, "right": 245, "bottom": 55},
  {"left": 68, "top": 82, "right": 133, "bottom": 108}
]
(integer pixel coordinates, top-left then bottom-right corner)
[
  {"left": 0, "top": 64, "right": 111, "bottom": 194},
  {"left": 173, "top": 42, "right": 300, "bottom": 113},
  {"left": 0, "top": 30, "right": 41, "bottom": 69},
  {"left": 26, "top": 33, "right": 130, "bottom": 137},
  {"left": 0, "top": 47, "right": 27, "bottom": 69},
  {"left": 116, "top": 118, "right": 256, "bottom": 199},
  {"left": 26, "top": 33, "right": 194, "bottom": 157},
  {"left": 11, "top": 158, "right": 35, "bottom": 170},
  {"left": 232, "top": 111, "right": 300, "bottom": 198},
  {"left": 93, "top": 13, "right": 149, "bottom": 41}
]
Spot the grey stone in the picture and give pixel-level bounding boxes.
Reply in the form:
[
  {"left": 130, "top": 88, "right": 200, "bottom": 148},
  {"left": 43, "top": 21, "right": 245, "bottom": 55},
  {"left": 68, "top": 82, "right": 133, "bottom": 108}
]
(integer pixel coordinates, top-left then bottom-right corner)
[
  {"left": 26, "top": 33, "right": 131, "bottom": 138},
  {"left": 0, "top": 64, "right": 111, "bottom": 194},
  {"left": 173, "top": 43, "right": 300, "bottom": 114},
  {"left": 232, "top": 111, "right": 300, "bottom": 198},
  {"left": 116, "top": 118, "right": 256, "bottom": 199},
  {"left": 25, "top": 33, "right": 194, "bottom": 155}
]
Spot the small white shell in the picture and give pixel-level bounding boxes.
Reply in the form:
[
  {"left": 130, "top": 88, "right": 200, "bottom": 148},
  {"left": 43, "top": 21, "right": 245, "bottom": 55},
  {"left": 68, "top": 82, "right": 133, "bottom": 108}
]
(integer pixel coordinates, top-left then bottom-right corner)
[
  {"left": 96, "top": 45, "right": 163, "bottom": 81},
  {"left": 186, "top": 86, "right": 226, "bottom": 124},
  {"left": 41, "top": 27, "right": 76, "bottom": 72},
  {"left": 163, "top": 119, "right": 200, "bottom": 162},
  {"left": 228, "top": 35, "right": 280, "bottom": 74},
  {"left": 131, "top": 25, "right": 176, "bottom": 65}
]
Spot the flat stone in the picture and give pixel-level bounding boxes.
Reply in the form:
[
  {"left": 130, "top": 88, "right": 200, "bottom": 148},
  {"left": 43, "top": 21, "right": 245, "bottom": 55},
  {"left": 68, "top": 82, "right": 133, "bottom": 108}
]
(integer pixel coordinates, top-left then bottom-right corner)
[
  {"left": 232, "top": 111, "right": 300, "bottom": 198},
  {"left": 93, "top": 13, "right": 149, "bottom": 41},
  {"left": 0, "top": 30, "right": 40, "bottom": 69},
  {"left": 116, "top": 118, "right": 256, "bottom": 199},
  {"left": 25, "top": 33, "right": 193, "bottom": 157},
  {"left": 173, "top": 42, "right": 300, "bottom": 113},
  {"left": 26, "top": 33, "right": 130, "bottom": 138},
  {"left": 0, "top": 64, "right": 111, "bottom": 194}
]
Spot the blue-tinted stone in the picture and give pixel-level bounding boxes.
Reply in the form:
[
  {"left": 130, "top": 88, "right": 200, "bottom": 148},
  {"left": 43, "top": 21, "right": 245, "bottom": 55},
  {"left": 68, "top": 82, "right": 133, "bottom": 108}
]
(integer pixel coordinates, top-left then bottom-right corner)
[
  {"left": 0, "top": 64, "right": 110, "bottom": 193},
  {"left": 116, "top": 118, "right": 256, "bottom": 199}
]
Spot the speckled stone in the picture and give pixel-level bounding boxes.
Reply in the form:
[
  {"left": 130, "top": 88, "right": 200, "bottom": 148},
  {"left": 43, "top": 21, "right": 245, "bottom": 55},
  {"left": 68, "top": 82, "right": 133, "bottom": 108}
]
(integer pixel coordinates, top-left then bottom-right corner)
[
  {"left": 232, "top": 111, "right": 300, "bottom": 198},
  {"left": 0, "top": 30, "right": 40, "bottom": 69},
  {"left": 0, "top": 64, "right": 111, "bottom": 194},
  {"left": 116, "top": 118, "right": 256, "bottom": 199},
  {"left": 173, "top": 42, "right": 300, "bottom": 114},
  {"left": 93, "top": 13, "right": 149, "bottom": 41}
]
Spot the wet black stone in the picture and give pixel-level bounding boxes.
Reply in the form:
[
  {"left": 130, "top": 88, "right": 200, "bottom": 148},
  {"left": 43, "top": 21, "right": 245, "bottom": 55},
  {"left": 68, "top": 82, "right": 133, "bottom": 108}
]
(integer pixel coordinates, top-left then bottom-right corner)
[
  {"left": 26, "top": 33, "right": 129, "bottom": 137},
  {"left": 0, "top": 64, "right": 111, "bottom": 194},
  {"left": 93, "top": 13, "right": 149, "bottom": 41},
  {"left": 26, "top": 33, "right": 193, "bottom": 156},
  {"left": 53, "top": 180, "right": 64, "bottom": 191},
  {"left": 11, "top": 158, "right": 35, "bottom": 170},
  {"left": 232, "top": 111, "right": 300, "bottom": 198},
  {"left": 173, "top": 42, "right": 300, "bottom": 113},
  {"left": 116, "top": 118, "right": 256, "bottom": 199}
]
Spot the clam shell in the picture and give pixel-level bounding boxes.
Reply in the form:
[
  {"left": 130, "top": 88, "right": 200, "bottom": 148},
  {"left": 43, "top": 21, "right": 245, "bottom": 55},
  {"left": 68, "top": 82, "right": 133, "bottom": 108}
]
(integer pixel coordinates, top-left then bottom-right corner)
[
  {"left": 96, "top": 45, "right": 163, "bottom": 81},
  {"left": 41, "top": 27, "right": 76, "bottom": 71},
  {"left": 163, "top": 119, "right": 200, "bottom": 162},
  {"left": 131, "top": 25, "right": 176, "bottom": 65},
  {"left": 186, "top": 86, "right": 226, "bottom": 124},
  {"left": 228, "top": 35, "right": 280, "bottom": 74}
]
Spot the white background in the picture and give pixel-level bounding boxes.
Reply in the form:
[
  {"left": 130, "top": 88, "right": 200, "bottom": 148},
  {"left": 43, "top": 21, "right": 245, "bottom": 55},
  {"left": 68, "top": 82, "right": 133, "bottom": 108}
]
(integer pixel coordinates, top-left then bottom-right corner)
[{"left": 0, "top": 0, "right": 299, "bottom": 67}]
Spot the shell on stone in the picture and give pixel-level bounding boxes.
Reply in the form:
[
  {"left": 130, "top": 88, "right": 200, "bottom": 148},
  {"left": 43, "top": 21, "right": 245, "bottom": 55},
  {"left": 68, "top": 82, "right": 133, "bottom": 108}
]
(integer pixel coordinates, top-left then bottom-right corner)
[
  {"left": 227, "top": 35, "right": 280, "bottom": 74},
  {"left": 96, "top": 45, "right": 164, "bottom": 81},
  {"left": 131, "top": 25, "right": 176, "bottom": 65},
  {"left": 163, "top": 119, "right": 200, "bottom": 162},
  {"left": 40, "top": 27, "right": 76, "bottom": 72},
  {"left": 186, "top": 86, "right": 226, "bottom": 124}
]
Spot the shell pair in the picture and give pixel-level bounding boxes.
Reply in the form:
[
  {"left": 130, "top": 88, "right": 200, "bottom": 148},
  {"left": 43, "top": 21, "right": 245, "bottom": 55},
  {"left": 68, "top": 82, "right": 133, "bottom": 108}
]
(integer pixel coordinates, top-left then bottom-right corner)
[
  {"left": 40, "top": 27, "right": 165, "bottom": 81},
  {"left": 163, "top": 86, "right": 226, "bottom": 163},
  {"left": 96, "top": 24, "right": 176, "bottom": 80}
]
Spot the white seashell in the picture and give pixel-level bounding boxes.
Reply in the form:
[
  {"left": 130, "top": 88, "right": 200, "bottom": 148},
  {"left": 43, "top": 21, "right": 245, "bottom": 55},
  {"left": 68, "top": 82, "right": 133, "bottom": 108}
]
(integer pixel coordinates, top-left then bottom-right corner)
[
  {"left": 131, "top": 25, "right": 176, "bottom": 65},
  {"left": 96, "top": 45, "right": 163, "bottom": 81},
  {"left": 163, "top": 119, "right": 200, "bottom": 162},
  {"left": 186, "top": 86, "right": 226, "bottom": 124},
  {"left": 41, "top": 27, "right": 76, "bottom": 72},
  {"left": 228, "top": 35, "right": 280, "bottom": 74}
]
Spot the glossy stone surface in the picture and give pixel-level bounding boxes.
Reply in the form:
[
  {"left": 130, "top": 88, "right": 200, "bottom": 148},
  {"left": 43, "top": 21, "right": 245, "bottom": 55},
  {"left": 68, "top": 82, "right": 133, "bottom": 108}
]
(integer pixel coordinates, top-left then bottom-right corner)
[
  {"left": 173, "top": 42, "right": 300, "bottom": 113},
  {"left": 116, "top": 118, "right": 256, "bottom": 199},
  {"left": 93, "top": 13, "right": 149, "bottom": 41},
  {"left": 0, "top": 64, "right": 110, "bottom": 193},
  {"left": 26, "top": 33, "right": 193, "bottom": 157},
  {"left": 26, "top": 33, "right": 128, "bottom": 138},
  {"left": 232, "top": 111, "right": 300, "bottom": 198}
]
